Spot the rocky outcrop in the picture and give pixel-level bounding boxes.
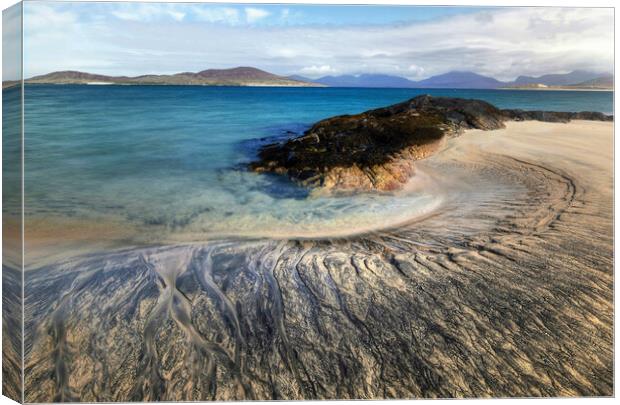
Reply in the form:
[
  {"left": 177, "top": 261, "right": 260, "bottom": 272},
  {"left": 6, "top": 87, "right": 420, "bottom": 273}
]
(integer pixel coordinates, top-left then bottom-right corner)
[
  {"left": 502, "top": 109, "right": 612, "bottom": 122},
  {"left": 250, "top": 95, "right": 612, "bottom": 192}
]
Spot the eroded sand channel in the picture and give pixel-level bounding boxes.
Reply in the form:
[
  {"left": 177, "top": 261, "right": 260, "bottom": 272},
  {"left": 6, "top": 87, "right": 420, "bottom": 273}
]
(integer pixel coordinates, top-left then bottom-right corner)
[{"left": 21, "top": 121, "right": 613, "bottom": 401}]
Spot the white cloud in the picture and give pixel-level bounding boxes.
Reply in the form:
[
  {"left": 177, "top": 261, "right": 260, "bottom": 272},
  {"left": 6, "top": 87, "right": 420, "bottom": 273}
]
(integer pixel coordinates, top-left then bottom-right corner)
[
  {"left": 300, "top": 65, "right": 337, "bottom": 75},
  {"left": 24, "top": 3, "right": 77, "bottom": 32},
  {"left": 408, "top": 64, "right": 425, "bottom": 77},
  {"left": 110, "top": 4, "right": 186, "bottom": 22},
  {"left": 21, "top": 5, "right": 613, "bottom": 81},
  {"left": 244, "top": 8, "right": 270, "bottom": 24},
  {"left": 168, "top": 11, "right": 186, "bottom": 22},
  {"left": 278, "top": 7, "right": 303, "bottom": 25},
  {"left": 193, "top": 7, "right": 240, "bottom": 25}
]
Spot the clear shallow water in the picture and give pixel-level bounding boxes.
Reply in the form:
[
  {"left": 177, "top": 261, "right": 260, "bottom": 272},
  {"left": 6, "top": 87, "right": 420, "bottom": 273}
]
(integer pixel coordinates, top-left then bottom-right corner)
[{"left": 9, "top": 85, "right": 613, "bottom": 240}]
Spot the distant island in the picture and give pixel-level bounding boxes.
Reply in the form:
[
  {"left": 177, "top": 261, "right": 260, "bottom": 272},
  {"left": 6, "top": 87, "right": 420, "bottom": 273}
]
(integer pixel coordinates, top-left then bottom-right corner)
[
  {"left": 3, "top": 67, "right": 613, "bottom": 90},
  {"left": 17, "top": 67, "right": 323, "bottom": 88}
]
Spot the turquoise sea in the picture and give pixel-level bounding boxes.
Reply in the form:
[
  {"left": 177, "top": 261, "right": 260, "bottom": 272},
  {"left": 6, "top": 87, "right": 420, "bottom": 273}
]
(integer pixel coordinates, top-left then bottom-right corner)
[{"left": 3, "top": 85, "right": 613, "bottom": 241}]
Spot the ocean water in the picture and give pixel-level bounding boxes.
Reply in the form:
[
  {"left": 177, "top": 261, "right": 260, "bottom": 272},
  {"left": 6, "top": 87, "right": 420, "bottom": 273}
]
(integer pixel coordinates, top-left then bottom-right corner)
[{"left": 7, "top": 85, "right": 613, "bottom": 242}]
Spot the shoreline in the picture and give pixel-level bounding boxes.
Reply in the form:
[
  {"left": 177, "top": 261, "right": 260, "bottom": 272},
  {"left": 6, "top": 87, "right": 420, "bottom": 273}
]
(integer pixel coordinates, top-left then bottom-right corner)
[
  {"left": 498, "top": 86, "right": 612, "bottom": 92},
  {"left": 250, "top": 95, "right": 612, "bottom": 193},
  {"left": 19, "top": 119, "right": 613, "bottom": 268},
  {"left": 5, "top": 81, "right": 613, "bottom": 91},
  {"left": 21, "top": 119, "right": 613, "bottom": 400}
]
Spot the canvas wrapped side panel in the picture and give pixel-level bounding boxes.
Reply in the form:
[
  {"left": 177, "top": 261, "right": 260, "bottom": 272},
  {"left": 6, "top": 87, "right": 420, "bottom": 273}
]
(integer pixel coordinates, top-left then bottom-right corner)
[{"left": 2, "top": 1, "right": 23, "bottom": 403}]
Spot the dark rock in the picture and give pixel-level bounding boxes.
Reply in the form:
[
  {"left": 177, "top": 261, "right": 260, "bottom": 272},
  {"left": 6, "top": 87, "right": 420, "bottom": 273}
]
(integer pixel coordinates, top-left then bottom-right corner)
[
  {"left": 502, "top": 109, "right": 613, "bottom": 122},
  {"left": 249, "top": 95, "right": 613, "bottom": 192}
]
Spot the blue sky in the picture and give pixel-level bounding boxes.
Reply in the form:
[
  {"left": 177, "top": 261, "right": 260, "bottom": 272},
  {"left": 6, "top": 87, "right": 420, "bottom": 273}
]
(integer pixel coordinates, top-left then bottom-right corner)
[
  {"left": 10, "top": 2, "right": 614, "bottom": 81},
  {"left": 255, "top": 4, "right": 485, "bottom": 25},
  {"left": 24, "top": 2, "right": 490, "bottom": 27}
]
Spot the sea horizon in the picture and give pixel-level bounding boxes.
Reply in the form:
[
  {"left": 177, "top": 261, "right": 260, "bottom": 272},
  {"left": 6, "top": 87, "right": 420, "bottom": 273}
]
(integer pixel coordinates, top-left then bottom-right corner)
[{"left": 15, "top": 82, "right": 615, "bottom": 92}]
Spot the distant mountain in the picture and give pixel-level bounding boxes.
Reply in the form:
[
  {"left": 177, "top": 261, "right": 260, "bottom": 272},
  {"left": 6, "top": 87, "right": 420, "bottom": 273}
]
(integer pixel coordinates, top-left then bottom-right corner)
[
  {"left": 27, "top": 71, "right": 119, "bottom": 83},
  {"left": 287, "top": 74, "right": 313, "bottom": 82},
  {"left": 313, "top": 74, "right": 418, "bottom": 88},
  {"left": 506, "top": 71, "right": 613, "bottom": 90},
  {"left": 16, "top": 68, "right": 612, "bottom": 90},
  {"left": 309, "top": 71, "right": 504, "bottom": 89},
  {"left": 195, "top": 67, "right": 287, "bottom": 82},
  {"left": 414, "top": 71, "right": 505, "bottom": 89},
  {"left": 568, "top": 74, "right": 613, "bottom": 89},
  {"left": 309, "top": 70, "right": 613, "bottom": 90},
  {"left": 511, "top": 70, "right": 603, "bottom": 86},
  {"left": 24, "top": 67, "right": 322, "bottom": 87},
  {"left": 2, "top": 80, "right": 20, "bottom": 89}
]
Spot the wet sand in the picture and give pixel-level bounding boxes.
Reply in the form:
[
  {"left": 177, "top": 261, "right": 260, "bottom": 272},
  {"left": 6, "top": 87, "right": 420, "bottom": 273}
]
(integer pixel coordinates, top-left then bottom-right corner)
[{"left": 15, "top": 120, "right": 613, "bottom": 400}]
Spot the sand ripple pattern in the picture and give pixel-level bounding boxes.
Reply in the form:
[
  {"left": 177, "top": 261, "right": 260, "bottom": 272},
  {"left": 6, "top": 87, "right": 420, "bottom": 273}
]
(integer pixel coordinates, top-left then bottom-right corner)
[{"left": 23, "top": 144, "right": 613, "bottom": 401}]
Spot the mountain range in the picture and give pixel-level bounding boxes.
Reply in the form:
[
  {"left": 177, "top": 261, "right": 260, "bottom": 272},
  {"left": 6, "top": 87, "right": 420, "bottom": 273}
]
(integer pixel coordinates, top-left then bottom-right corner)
[
  {"left": 512, "top": 70, "right": 607, "bottom": 86},
  {"left": 8, "top": 67, "right": 613, "bottom": 90},
  {"left": 299, "top": 70, "right": 612, "bottom": 89}
]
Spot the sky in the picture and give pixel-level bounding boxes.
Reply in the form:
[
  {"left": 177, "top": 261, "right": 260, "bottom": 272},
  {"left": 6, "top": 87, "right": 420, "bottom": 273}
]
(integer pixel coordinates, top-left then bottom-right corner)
[
  {"left": 2, "top": 2, "right": 22, "bottom": 81},
  {"left": 7, "top": 1, "right": 615, "bottom": 81}
]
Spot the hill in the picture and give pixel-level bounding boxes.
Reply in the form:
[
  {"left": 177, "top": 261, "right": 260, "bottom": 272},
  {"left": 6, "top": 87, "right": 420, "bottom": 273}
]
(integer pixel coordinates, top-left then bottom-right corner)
[
  {"left": 311, "top": 71, "right": 506, "bottom": 89},
  {"left": 505, "top": 72, "right": 613, "bottom": 90},
  {"left": 568, "top": 74, "right": 613, "bottom": 89},
  {"left": 313, "top": 74, "right": 417, "bottom": 88},
  {"left": 24, "top": 67, "right": 322, "bottom": 87},
  {"left": 511, "top": 70, "right": 602, "bottom": 86},
  {"left": 413, "top": 71, "right": 504, "bottom": 89}
]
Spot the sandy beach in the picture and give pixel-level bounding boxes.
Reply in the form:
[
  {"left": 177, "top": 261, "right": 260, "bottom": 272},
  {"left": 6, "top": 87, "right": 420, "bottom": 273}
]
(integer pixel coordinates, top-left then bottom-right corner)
[{"left": 15, "top": 119, "right": 613, "bottom": 401}]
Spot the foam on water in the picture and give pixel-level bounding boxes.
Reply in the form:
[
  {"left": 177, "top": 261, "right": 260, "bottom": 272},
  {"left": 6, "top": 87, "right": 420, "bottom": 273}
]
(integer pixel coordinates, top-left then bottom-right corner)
[{"left": 169, "top": 170, "right": 445, "bottom": 239}]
